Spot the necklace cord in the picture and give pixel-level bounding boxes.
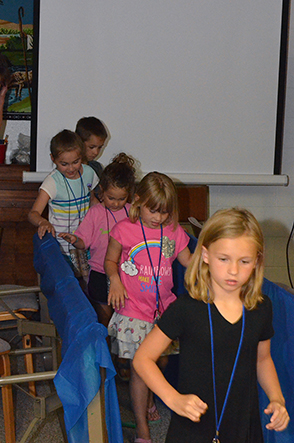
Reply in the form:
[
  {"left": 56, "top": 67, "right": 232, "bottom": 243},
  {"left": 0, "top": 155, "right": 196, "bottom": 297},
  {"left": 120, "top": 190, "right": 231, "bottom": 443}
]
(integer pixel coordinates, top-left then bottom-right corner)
[
  {"left": 208, "top": 303, "right": 245, "bottom": 441},
  {"left": 105, "top": 206, "right": 129, "bottom": 241},
  {"left": 62, "top": 171, "right": 85, "bottom": 253},
  {"left": 139, "top": 217, "right": 163, "bottom": 315}
]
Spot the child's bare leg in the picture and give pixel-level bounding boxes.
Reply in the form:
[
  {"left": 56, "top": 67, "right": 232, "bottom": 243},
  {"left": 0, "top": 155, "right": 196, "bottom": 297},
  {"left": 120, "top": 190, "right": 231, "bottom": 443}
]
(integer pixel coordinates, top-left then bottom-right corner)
[
  {"left": 147, "top": 391, "right": 161, "bottom": 422},
  {"left": 130, "top": 361, "right": 151, "bottom": 440},
  {"left": 147, "top": 390, "right": 154, "bottom": 410},
  {"left": 96, "top": 303, "right": 113, "bottom": 327},
  {"left": 157, "top": 355, "right": 168, "bottom": 371}
]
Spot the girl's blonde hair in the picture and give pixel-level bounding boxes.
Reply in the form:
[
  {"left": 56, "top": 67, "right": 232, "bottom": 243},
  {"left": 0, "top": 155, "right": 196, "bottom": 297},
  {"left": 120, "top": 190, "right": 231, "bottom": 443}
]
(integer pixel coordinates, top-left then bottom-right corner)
[
  {"left": 129, "top": 171, "right": 178, "bottom": 228},
  {"left": 185, "top": 208, "right": 264, "bottom": 309}
]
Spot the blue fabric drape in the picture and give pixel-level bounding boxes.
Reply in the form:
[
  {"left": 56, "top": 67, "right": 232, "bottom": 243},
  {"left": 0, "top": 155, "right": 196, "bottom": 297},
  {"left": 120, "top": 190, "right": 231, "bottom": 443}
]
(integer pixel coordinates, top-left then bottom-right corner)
[
  {"left": 260, "top": 279, "right": 294, "bottom": 442},
  {"left": 33, "top": 233, "right": 123, "bottom": 443},
  {"left": 172, "top": 233, "right": 198, "bottom": 297}
]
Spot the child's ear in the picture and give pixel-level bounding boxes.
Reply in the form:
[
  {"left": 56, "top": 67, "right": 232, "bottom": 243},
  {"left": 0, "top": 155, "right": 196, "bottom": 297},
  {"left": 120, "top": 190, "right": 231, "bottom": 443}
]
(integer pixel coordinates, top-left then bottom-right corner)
[
  {"left": 202, "top": 246, "right": 209, "bottom": 264},
  {"left": 50, "top": 153, "right": 55, "bottom": 164},
  {"left": 98, "top": 184, "right": 103, "bottom": 197}
]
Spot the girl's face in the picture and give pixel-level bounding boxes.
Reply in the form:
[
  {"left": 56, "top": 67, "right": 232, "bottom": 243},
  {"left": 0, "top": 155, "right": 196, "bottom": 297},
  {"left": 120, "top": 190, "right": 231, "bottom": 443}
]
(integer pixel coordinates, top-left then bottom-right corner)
[
  {"left": 140, "top": 204, "right": 169, "bottom": 229},
  {"left": 202, "top": 234, "right": 258, "bottom": 299},
  {"left": 52, "top": 149, "right": 82, "bottom": 180},
  {"left": 84, "top": 135, "right": 105, "bottom": 162},
  {"left": 103, "top": 185, "right": 128, "bottom": 212}
]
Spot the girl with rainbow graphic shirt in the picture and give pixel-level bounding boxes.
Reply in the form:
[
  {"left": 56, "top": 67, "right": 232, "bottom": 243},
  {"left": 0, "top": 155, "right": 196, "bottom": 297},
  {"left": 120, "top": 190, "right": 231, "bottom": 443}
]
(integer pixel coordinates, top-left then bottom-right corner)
[{"left": 105, "top": 172, "right": 192, "bottom": 443}]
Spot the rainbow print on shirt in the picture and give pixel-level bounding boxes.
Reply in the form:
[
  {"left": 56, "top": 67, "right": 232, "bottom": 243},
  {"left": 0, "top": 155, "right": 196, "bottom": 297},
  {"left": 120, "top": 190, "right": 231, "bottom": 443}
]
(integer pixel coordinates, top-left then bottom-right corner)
[{"left": 120, "top": 236, "right": 175, "bottom": 278}]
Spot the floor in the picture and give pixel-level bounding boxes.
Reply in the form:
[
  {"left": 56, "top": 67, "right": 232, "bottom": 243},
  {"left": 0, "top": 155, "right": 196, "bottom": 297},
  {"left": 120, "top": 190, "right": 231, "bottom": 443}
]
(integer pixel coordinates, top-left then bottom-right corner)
[{"left": 117, "top": 376, "right": 171, "bottom": 443}]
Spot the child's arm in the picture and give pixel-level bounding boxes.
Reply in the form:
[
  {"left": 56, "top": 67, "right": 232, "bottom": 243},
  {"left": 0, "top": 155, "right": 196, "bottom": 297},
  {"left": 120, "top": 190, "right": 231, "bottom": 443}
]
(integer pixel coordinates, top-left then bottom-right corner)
[
  {"left": 257, "top": 339, "right": 289, "bottom": 431},
  {"left": 133, "top": 325, "right": 208, "bottom": 422},
  {"left": 177, "top": 245, "right": 192, "bottom": 268},
  {"left": 104, "top": 236, "right": 128, "bottom": 309},
  {"left": 58, "top": 233, "right": 85, "bottom": 249},
  {"left": 28, "top": 189, "right": 55, "bottom": 239}
]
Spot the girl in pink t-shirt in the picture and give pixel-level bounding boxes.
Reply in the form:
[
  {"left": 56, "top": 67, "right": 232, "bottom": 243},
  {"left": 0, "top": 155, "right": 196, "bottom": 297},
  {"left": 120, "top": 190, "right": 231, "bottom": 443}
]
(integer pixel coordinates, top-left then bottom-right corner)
[
  {"left": 105, "top": 171, "right": 192, "bottom": 443},
  {"left": 59, "top": 152, "right": 136, "bottom": 327}
]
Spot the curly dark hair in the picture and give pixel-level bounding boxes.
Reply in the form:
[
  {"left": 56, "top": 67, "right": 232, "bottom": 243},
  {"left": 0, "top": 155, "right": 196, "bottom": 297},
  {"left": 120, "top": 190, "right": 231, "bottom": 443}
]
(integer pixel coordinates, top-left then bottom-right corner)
[{"left": 98, "top": 152, "right": 136, "bottom": 202}]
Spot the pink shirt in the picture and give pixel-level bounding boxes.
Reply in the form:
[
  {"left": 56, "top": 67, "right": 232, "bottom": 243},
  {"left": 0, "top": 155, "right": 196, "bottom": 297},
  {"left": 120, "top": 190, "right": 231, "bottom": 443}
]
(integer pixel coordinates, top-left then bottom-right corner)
[
  {"left": 75, "top": 203, "right": 130, "bottom": 273},
  {"left": 110, "top": 218, "right": 189, "bottom": 323}
]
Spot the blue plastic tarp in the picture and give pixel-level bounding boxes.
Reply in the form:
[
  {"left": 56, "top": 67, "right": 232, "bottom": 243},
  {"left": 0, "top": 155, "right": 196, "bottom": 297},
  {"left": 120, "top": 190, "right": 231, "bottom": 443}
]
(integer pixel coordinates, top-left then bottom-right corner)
[
  {"left": 33, "top": 233, "right": 123, "bottom": 443},
  {"left": 259, "top": 279, "right": 294, "bottom": 443}
]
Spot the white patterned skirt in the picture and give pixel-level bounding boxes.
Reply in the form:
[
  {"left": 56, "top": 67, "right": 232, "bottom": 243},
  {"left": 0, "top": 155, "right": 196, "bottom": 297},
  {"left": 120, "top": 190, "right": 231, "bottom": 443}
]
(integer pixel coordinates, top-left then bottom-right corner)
[{"left": 108, "top": 312, "right": 179, "bottom": 360}]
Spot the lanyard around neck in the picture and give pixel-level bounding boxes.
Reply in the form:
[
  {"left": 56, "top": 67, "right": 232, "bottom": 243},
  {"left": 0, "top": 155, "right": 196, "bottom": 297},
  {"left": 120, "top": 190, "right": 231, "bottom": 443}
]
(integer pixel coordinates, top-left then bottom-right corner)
[
  {"left": 208, "top": 302, "right": 245, "bottom": 443},
  {"left": 106, "top": 206, "right": 128, "bottom": 224},
  {"left": 105, "top": 206, "right": 129, "bottom": 236},
  {"left": 139, "top": 217, "right": 163, "bottom": 317},
  {"left": 62, "top": 171, "right": 85, "bottom": 222}
]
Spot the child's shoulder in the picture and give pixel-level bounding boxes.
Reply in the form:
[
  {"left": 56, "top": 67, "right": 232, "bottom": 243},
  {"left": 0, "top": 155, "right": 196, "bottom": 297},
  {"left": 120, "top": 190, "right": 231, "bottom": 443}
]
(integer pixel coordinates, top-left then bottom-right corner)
[
  {"left": 81, "top": 163, "right": 97, "bottom": 179},
  {"left": 247, "top": 293, "right": 273, "bottom": 323},
  {"left": 111, "top": 218, "right": 137, "bottom": 238},
  {"left": 81, "top": 163, "right": 95, "bottom": 176},
  {"left": 43, "top": 168, "right": 58, "bottom": 180},
  {"left": 257, "top": 293, "right": 273, "bottom": 312},
  {"left": 171, "top": 293, "right": 204, "bottom": 310},
  {"left": 164, "top": 222, "right": 190, "bottom": 245},
  {"left": 40, "top": 168, "right": 59, "bottom": 190},
  {"left": 81, "top": 164, "right": 98, "bottom": 188},
  {"left": 115, "top": 217, "right": 133, "bottom": 228},
  {"left": 160, "top": 294, "right": 205, "bottom": 327},
  {"left": 87, "top": 201, "right": 105, "bottom": 214},
  {"left": 164, "top": 222, "right": 188, "bottom": 235}
]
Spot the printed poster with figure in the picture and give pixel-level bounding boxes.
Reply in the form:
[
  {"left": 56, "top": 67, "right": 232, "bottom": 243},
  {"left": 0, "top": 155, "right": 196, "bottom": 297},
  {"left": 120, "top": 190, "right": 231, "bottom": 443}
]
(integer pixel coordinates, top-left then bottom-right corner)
[{"left": 0, "top": 0, "right": 35, "bottom": 120}]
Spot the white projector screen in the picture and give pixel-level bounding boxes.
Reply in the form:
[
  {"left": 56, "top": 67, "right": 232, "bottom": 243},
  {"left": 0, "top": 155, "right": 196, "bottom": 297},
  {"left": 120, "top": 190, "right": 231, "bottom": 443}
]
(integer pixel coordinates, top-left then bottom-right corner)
[{"left": 31, "top": 0, "right": 289, "bottom": 182}]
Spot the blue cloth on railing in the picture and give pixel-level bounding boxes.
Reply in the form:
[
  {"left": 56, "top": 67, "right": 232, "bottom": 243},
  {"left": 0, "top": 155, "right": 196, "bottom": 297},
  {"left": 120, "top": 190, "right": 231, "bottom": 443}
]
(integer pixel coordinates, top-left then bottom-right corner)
[
  {"left": 260, "top": 279, "right": 294, "bottom": 443},
  {"left": 172, "top": 233, "right": 197, "bottom": 297},
  {"left": 33, "top": 233, "right": 123, "bottom": 443}
]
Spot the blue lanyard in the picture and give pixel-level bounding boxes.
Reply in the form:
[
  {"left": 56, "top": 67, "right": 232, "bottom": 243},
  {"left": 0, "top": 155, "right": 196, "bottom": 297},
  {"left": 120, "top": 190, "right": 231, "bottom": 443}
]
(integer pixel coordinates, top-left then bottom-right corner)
[
  {"left": 62, "top": 171, "right": 85, "bottom": 222},
  {"left": 106, "top": 206, "right": 129, "bottom": 224},
  {"left": 139, "top": 217, "right": 163, "bottom": 318},
  {"left": 208, "top": 302, "right": 245, "bottom": 443}
]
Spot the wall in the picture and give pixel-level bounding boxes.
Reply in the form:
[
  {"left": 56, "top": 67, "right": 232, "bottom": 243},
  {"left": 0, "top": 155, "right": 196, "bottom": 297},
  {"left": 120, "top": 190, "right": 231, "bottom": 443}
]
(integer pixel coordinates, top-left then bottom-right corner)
[
  {"left": 35, "top": 0, "right": 284, "bottom": 179},
  {"left": 3, "top": 3, "right": 294, "bottom": 285},
  {"left": 209, "top": 3, "right": 294, "bottom": 285}
]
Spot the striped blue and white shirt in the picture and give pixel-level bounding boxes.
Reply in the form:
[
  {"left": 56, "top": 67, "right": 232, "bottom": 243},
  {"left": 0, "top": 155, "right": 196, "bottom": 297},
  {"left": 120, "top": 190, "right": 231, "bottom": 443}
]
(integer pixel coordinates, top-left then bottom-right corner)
[{"left": 40, "top": 164, "right": 98, "bottom": 256}]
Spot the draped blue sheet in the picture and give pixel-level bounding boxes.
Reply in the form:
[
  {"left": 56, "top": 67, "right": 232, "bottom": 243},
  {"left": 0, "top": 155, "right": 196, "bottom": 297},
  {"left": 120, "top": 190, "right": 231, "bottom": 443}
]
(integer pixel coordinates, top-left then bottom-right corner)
[
  {"left": 260, "top": 279, "right": 294, "bottom": 442},
  {"left": 33, "top": 233, "right": 123, "bottom": 443}
]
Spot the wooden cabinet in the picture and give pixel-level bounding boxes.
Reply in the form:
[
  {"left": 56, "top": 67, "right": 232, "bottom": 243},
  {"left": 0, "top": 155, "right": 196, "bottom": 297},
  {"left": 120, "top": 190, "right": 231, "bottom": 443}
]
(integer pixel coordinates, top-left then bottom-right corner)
[
  {"left": 0, "top": 165, "right": 40, "bottom": 286},
  {"left": 176, "top": 184, "right": 209, "bottom": 236},
  {"left": 176, "top": 185, "right": 208, "bottom": 223}
]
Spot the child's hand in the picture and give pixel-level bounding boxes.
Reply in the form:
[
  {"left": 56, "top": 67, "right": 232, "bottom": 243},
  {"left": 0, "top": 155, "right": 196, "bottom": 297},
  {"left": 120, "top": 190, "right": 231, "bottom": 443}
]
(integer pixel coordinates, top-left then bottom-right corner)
[
  {"left": 38, "top": 220, "right": 55, "bottom": 239},
  {"left": 171, "top": 394, "right": 208, "bottom": 423},
  {"left": 58, "top": 232, "right": 77, "bottom": 244},
  {"left": 108, "top": 277, "right": 129, "bottom": 310},
  {"left": 264, "top": 401, "right": 290, "bottom": 431}
]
